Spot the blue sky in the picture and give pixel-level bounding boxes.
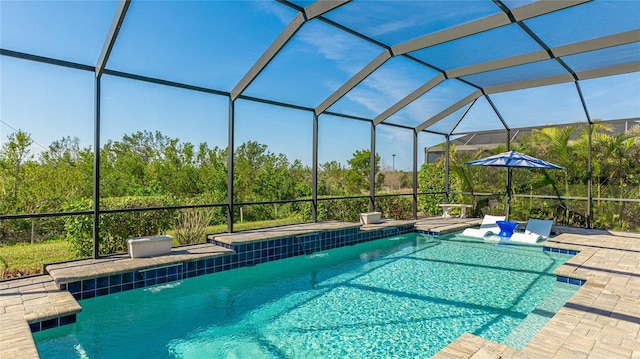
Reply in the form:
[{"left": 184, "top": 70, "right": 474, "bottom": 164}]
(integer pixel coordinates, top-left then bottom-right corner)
[{"left": 1, "top": 0, "right": 639, "bottom": 171}]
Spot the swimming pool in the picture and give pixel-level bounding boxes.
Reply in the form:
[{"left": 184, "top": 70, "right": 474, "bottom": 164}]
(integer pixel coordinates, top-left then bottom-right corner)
[{"left": 34, "top": 233, "right": 578, "bottom": 358}]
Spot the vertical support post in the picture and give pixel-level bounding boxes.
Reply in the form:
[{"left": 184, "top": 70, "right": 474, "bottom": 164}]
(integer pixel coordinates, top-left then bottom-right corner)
[
  {"left": 575, "top": 81, "right": 593, "bottom": 229},
  {"left": 506, "top": 129, "right": 511, "bottom": 220},
  {"left": 227, "top": 97, "right": 235, "bottom": 233},
  {"left": 412, "top": 130, "right": 418, "bottom": 219},
  {"left": 312, "top": 112, "right": 318, "bottom": 222},
  {"left": 587, "top": 122, "right": 593, "bottom": 228},
  {"left": 93, "top": 75, "right": 101, "bottom": 259},
  {"left": 92, "top": 0, "right": 129, "bottom": 259},
  {"left": 444, "top": 134, "right": 450, "bottom": 203},
  {"left": 369, "top": 122, "right": 376, "bottom": 212}
]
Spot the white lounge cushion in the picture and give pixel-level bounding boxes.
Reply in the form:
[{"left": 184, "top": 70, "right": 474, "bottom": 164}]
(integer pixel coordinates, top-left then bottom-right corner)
[
  {"left": 461, "top": 215, "right": 506, "bottom": 238},
  {"left": 462, "top": 228, "right": 498, "bottom": 237},
  {"left": 509, "top": 233, "right": 543, "bottom": 243},
  {"left": 510, "top": 219, "right": 553, "bottom": 243}
]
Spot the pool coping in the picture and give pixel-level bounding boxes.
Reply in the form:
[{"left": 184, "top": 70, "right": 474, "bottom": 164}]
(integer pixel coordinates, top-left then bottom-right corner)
[
  {"left": 4, "top": 219, "right": 638, "bottom": 358},
  {"left": 45, "top": 243, "right": 234, "bottom": 287},
  {"left": 207, "top": 219, "right": 418, "bottom": 245},
  {"left": 207, "top": 220, "right": 361, "bottom": 245}
]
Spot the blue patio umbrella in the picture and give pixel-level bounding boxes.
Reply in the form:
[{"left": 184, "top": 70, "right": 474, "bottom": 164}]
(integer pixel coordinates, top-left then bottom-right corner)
[
  {"left": 465, "top": 150, "right": 564, "bottom": 170},
  {"left": 464, "top": 150, "right": 564, "bottom": 219}
]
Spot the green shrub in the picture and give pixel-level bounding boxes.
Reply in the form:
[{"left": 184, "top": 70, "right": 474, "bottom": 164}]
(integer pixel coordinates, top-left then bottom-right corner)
[
  {"left": 298, "top": 196, "right": 413, "bottom": 222},
  {"left": 418, "top": 162, "right": 446, "bottom": 215},
  {"left": 63, "top": 196, "right": 177, "bottom": 257},
  {"left": 0, "top": 217, "right": 68, "bottom": 245},
  {"left": 376, "top": 196, "right": 413, "bottom": 220},
  {"left": 315, "top": 197, "right": 369, "bottom": 222},
  {"left": 0, "top": 219, "right": 33, "bottom": 245}
]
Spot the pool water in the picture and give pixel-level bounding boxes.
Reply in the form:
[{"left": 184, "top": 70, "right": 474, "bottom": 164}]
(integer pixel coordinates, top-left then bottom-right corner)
[{"left": 34, "top": 233, "right": 578, "bottom": 358}]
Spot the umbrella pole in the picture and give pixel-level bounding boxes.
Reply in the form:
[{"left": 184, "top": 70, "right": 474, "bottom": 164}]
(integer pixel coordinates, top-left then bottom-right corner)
[{"left": 506, "top": 167, "right": 512, "bottom": 220}]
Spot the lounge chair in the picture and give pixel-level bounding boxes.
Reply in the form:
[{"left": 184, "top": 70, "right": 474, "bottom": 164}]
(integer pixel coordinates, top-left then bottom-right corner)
[
  {"left": 461, "top": 215, "right": 506, "bottom": 238},
  {"left": 510, "top": 219, "right": 553, "bottom": 244}
]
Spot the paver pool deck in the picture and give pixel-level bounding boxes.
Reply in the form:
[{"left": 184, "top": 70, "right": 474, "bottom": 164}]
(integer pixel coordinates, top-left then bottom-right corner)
[{"left": 1, "top": 218, "right": 639, "bottom": 359}]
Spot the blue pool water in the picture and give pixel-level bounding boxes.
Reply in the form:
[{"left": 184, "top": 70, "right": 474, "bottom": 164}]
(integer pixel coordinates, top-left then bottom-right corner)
[{"left": 34, "top": 233, "right": 578, "bottom": 358}]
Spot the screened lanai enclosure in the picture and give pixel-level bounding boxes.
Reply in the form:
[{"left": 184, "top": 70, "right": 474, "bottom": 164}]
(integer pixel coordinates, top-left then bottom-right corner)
[{"left": 1, "top": 0, "right": 639, "bottom": 261}]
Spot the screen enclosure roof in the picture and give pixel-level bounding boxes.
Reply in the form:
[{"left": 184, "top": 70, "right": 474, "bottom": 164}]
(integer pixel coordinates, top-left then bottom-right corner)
[{"left": 1, "top": 0, "right": 639, "bottom": 137}]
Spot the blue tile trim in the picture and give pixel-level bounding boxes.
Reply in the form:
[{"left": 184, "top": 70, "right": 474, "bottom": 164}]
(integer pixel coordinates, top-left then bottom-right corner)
[
  {"left": 41, "top": 317, "right": 59, "bottom": 331},
  {"left": 67, "top": 281, "right": 81, "bottom": 294},
  {"left": 82, "top": 289, "right": 95, "bottom": 300},
  {"left": 556, "top": 276, "right": 586, "bottom": 286},
  {"left": 109, "top": 274, "right": 122, "bottom": 286},
  {"left": 29, "top": 313, "right": 76, "bottom": 333},
  {"left": 82, "top": 278, "right": 96, "bottom": 291},
  {"left": 60, "top": 314, "right": 77, "bottom": 326},
  {"left": 122, "top": 272, "right": 134, "bottom": 284},
  {"left": 543, "top": 246, "right": 579, "bottom": 255},
  {"left": 29, "top": 322, "right": 40, "bottom": 333},
  {"left": 96, "top": 276, "right": 109, "bottom": 289}
]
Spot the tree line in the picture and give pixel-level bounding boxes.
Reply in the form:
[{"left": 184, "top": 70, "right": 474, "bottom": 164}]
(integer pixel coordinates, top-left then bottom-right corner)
[
  {"left": 0, "top": 130, "right": 399, "bottom": 248},
  {"left": 1, "top": 121, "right": 638, "bottom": 251}
]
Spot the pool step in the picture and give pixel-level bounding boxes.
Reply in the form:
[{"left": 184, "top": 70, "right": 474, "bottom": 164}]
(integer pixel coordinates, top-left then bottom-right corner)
[{"left": 503, "top": 282, "right": 579, "bottom": 349}]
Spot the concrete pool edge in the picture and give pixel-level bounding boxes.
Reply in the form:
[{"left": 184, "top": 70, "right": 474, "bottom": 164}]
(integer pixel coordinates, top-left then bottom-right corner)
[
  {"left": 0, "top": 275, "right": 81, "bottom": 359},
  {"left": 1, "top": 318, "right": 40, "bottom": 359}
]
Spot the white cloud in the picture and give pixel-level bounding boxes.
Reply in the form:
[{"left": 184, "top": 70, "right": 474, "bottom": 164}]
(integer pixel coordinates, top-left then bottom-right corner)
[
  {"left": 297, "top": 24, "right": 376, "bottom": 78},
  {"left": 342, "top": 66, "right": 433, "bottom": 120},
  {"left": 380, "top": 125, "right": 413, "bottom": 143},
  {"left": 348, "top": 1, "right": 485, "bottom": 39},
  {"left": 369, "top": 19, "right": 418, "bottom": 37},
  {"left": 404, "top": 97, "right": 438, "bottom": 126},
  {"left": 365, "top": 68, "right": 419, "bottom": 102},
  {"left": 253, "top": 1, "right": 293, "bottom": 25},
  {"left": 345, "top": 87, "right": 390, "bottom": 115},
  {"left": 298, "top": 28, "right": 353, "bottom": 62}
]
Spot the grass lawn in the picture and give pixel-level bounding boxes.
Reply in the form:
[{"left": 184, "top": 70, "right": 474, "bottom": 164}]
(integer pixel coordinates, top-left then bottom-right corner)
[{"left": 0, "top": 239, "right": 77, "bottom": 276}]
